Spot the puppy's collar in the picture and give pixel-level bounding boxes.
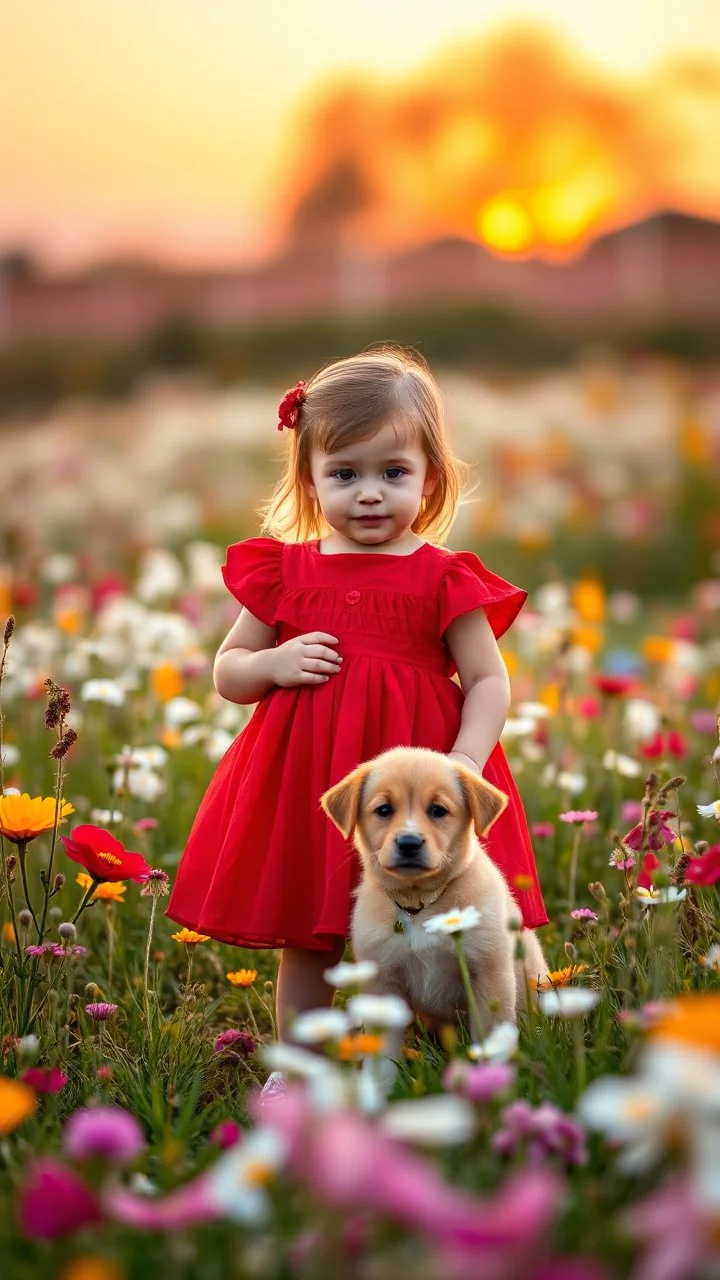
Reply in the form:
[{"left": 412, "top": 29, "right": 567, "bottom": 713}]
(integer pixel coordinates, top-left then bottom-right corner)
[{"left": 393, "top": 899, "right": 424, "bottom": 916}]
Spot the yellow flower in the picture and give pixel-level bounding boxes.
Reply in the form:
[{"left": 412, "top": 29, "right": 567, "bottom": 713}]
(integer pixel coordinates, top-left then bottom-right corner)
[
  {"left": 539, "top": 683, "right": 561, "bottom": 714},
  {"left": 151, "top": 663, "right": 183, "bottom": 702},
  {"left": 58, "top": 1257, "right": 123, "bottom": 1280},
  {"left": 530, "top": 964, "right": 587, "bottom": 991},
  {"left": 226, "top": 969, "right": 257, "bottom": 987},
  {"left": 76, "top": 874, "right": 126, "bottom": 903},
  {"left": 1, "top": 921, "right": 16, "bottom": 945},
  {"left": 0, "top": 1075, "right": 37, "bottom": 1135},
  {"left": 571, "top": 626, "right": 604, "bottom": 655},
  {"left": 171, "top": 928, "right": 210, "bottom": 945},
  {"left": 500, "top": 649, "right": 519, "bottom": 677},
  {"left": 572, "top": 579, "right": 606, "bottom": 624},
  {"left": 0, "top": 794, "right": 74, "bottom": 845},
  {"left": 649, "top": 994, "right": 720, "bottom": 1056},
  {"left": 337, "top": 1032, "right": 385, "bottom": 1060},
  {"left": 642, "top": 636, "right": 675, "bottom": 665}
]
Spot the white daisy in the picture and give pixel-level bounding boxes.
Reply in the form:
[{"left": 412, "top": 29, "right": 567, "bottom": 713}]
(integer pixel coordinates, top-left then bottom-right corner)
[
  {"left": 347, "top": 994, "right": 414, "bottom": 1029},
  {"left": 468, "top": 1021, "right": 519, "bottom": 1063},
  {"left": 697, "top": 801, "right": 720, "bottom": 821},
  {"left": 538, "top": 989, "right": 599, "bottom": 1018},
  {"left": 380, "top": 1095, "right": 476, "bottom": 1146},
  {"left": 423, "top": 906, "right": 481, "bottom": 935},
  {"left": 323, "top": 960, "right": 379, "bottom": 988}
]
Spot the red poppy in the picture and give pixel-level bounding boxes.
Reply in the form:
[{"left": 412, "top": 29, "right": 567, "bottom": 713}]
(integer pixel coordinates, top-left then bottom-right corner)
[
  {"left": 637, "top": 852, "right": 661, "bottom": 890},
  {"left": 277, "top": 380, "right": 306, "bottom": 431},
  {"left": 684, "top": 845, "right": 720, "bottom": 886},
  {"left": 592, "top": 674, "right": 636, "bottom": 697},
  {"left": 21, "top": 1066, "right": 68, "bottom": 1094},
  {"left": 640, "top": 730, "right": 687, "bottom": 760},
  {"left": 61, "top": 825, "right": 150, "bottom": 883}
]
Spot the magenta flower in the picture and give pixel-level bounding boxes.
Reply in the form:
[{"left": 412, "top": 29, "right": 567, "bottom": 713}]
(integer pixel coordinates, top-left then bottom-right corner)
[
  {"left": 559, "top": 811, "right": 598, "bottom": 825},
  {"left": 609, "top": 847, "right": 636, "bottom": 870},
  {"left": 530, "top": 822, "right": 555, "bottom": 839},
  {"left": 570, "top": 909, "right": 598, "bottom": 922},
  {"left": 213, "top": 1028, "right": 257, "bottom": 1057},
  {"left": 17, "top": 1158, "right": 102, "bottom": 1239},
  {"left": 689, "top": 709, "right": 718, "bottom": 734},
  {"left": 64, "top": 1105, "right": 146, "bottom": 1164},
  {"left": 21, "top": 1066, "right": 68, "bottom": 1094},
  {"left": 492, "top": 1100, "right": 588, "bottom": 1167},
  {"left": 444, "top": 1061, "right": 515, "bottom": 1103},
  {"left": 210, "top": 1119, "right": 243, "bottom": 1149},
  {"left": 620, "top": 800, "right": 643, "bottom": 825},
  {"left": 134, "top": 817, "right": 160, "bottom": 832},
  {"left": 85, "top": 1002, "right": 118, "bottom": 1021},
  {"left": 623, "top": 809, "right": 677, "bottom": 852},
  {"left": 25, "top": 944, "right": 53, "bottom": 957}
]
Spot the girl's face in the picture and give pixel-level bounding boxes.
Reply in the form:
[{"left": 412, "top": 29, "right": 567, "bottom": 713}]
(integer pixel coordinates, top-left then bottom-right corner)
[{"left": 307, "top": 420, "right": 436, "bottom": 551}]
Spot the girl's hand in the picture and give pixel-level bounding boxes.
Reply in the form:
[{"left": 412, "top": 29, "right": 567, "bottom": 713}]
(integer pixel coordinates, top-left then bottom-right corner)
[{"left": 270, "top": 633, "right": 343, "bottom": 687}]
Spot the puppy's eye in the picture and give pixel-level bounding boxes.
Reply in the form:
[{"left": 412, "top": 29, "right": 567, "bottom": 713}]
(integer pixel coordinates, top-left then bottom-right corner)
[
  {"left": 428, "top": 803, "right": 449, "bottom": 819},
  {"left": 374, "top": 802, "right": 394, "bottom": 819}
]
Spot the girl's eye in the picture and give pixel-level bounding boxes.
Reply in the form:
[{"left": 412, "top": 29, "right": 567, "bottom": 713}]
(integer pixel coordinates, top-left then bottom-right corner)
[
  {"left": 374, "top": 803, "right": 394, "bottom": 819},
  {"left": 428, "top": 803, "right": 449, "bottom": 819},
  {"left": 384, "top": 467, "right": 406, "bottom": 480},
  {"left": 331, "top": 469, "right": 355, "bottom": 483}
]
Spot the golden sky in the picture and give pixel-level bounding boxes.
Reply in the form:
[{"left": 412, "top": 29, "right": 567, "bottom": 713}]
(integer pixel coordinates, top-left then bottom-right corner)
[{"left": 3, "top": 0, "right": 720, "bottom": 268}]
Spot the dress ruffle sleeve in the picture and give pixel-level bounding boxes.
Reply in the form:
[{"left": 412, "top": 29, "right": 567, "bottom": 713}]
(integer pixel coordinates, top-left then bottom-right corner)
[
  {"left": 439, "top": 552, "right": 527, "bottom": 641},
  {"left": 221, "top": 538, "right": 283, "bottom": 627}
]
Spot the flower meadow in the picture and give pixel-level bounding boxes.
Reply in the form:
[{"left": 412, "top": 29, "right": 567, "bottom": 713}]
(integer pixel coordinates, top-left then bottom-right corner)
[{"left": 0, "top": 548, "right": 719, "bottom": 1280}]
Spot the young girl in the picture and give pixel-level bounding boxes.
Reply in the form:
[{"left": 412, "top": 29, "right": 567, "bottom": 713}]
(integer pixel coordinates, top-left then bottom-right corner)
[{"left": 166, "top": 347, "right": 548, "bottom": 1053}]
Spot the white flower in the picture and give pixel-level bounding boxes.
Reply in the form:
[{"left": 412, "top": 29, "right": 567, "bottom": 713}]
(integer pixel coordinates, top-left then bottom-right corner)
[
  {"left": 115, "top": 745, "right": 168, "bottom": 770},
  {"left": 468, "top": 1021, "right": 519, "bottom": 1063},
  {"left": 179, "top": 725, "right": 209, "bottom": 748},
  {"left": 323, "top": 960, "right": 379, "bottom": 989},
  {"left": 542, "top": 765, "right": 588, "bottom": 794},
  {"left": 261, "top": 1041, "right": 340, "bottom": 1081},
  {"left": 700, "top": 945, "right": 720, "bottom": 972},
  {"left": 205, "top": 729, "right": 234, "bottom": 762},
  {"left": 41, "top": 552, "right": 78, "bottom": 584},
  {"left": 577, "top": 1076, "right": 668, "bottom": 1173},
  {"left": 697, "top": 801, "right": 720, "bottom": 821},
  {"left": 516, "top": 702, "right": 551, "bottom": 720},
  {"left": 163, "top": 696, "right": 202, "bottom": 728},
  {"left": 136, "top": 549, "right": 183, "bottom": 603},
  {"left": 0, "top": 744, "right": 20, "bottom": 766},
  {"left": 602, "top": 750, "right": 642, "bottom": 777},
  {"left": 500, "top": 717, "right": 537, "bottom": 739},
  {"left": 347, "top": 994, "right": 414, "bottom": 1029},
  {"left": 291, "top": 1008, "right": 350, "bottom": 1044},
  {"left": 112, "top": 766, "right": 165, "bottom": 803},
  {"left": 81, "top": 678, "right": 125, "bottom": 706},
  {"left": 90, "top": 808, "right": 124, "bottom": 825},
  {"left": 538, "top": 989, "right": 599, "bottom": 1018},
  {"left": 423, "top": 906, "right": 481, "bottom": 935},
  {"left": 380, "top": 1095, "right": 476, "bottom": 1147},
  {"left": 623, "top": 698, "right": 661, "bottom": 741},
  {"left": 205, "top": 1126, "right": 289, "bottom": 1224},
  {"left": 636, "top": 886, "right": 687, "bottom": 907}
]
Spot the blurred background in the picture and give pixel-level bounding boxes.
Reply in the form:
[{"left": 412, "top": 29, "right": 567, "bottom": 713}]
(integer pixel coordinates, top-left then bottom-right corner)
[{"left": 1, "top": 0, "right": 719, "bottom": 601}]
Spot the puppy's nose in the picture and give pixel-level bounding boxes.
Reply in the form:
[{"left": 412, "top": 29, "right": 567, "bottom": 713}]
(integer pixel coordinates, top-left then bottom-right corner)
[{"left": 394, "top": 832, "right": 426, "bottom": 859}]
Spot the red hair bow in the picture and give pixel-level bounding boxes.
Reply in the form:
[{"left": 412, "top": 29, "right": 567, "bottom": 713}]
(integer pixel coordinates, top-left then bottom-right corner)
[{"left": 277, "top": 381, "right": 307, "bottom": 431}]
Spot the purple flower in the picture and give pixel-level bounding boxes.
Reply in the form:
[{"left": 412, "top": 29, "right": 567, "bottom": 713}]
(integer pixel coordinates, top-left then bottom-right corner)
[
  {"left": 213, "top": 1028, "right": 257, "bottom": 1057},
  {"left": 570, "top": 908, "right": 598, "bottom": 922},
  {"left": 64, "top": 1105, "right": 146, "bottom": 1164},
  {"left": 620, "top": 800, "right": 643, "bottom": 825},
  {"left": 688, "top": 708, "right": 719, "bottom": 734},
  {"left": 492, "top": 1100, "right": 587, "bottom": 1167},
  {"left": 623, "top": 809, "right": 677, "bottom": 852},
  {"left": 51, "top": 944, "right": 88, "bottom": 958},
  {"left": 84, "top": 1002, "right": 118, "bottom": 1021},
  {"left": 17, "top": 1158, "right": 102, "bottom": 1239},
  {"left": 25, "top": 944, "right": 52, "bottom": 957},
  {"left": 446, "top": 1061, "right": 515, "bottom": 1103}
]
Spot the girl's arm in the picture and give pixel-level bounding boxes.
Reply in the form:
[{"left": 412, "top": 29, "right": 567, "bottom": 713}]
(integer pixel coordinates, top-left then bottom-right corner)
[
  {"left": 443, "top": 608, "right": 511, "bottom": 774},
  {"left": 214, "top": 610, "right": 341, "bottom": 704}
]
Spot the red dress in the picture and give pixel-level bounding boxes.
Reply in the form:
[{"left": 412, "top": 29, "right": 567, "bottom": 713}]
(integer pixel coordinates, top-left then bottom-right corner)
[{"left": 166, "top": 538, "right": 548, "bottom": 950}]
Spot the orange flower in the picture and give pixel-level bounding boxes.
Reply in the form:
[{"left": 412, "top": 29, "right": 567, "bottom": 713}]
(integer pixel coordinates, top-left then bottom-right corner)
[
  {"left": 151, "top": 663, "right": 183, "bottom": 702},
  {"left": 530, "top": 964, "right": 587, "bottom": 991},
  {"left": 1, "top": 921, "right": 16, "bottom": 945},
  {"left": 171, "top": 929, "right": 210, "bottom": 945},
  {"left": 642, "top": 636, "right": 675, "bottom": 664},
  {"left": 76, "top": 873, "right": 126, "bottom": 903},
  {"left": 337, "top": 1032, "right": 386, "bottom": 1060},
  {"left": 0, "top": 794, "right": 74, "bottom": 845},
  {"left": 571, "top": 626, "right": 604, "bottom": 655},
  {"left": 648, "top": 994, "right": 720, "bottom": 1056},
  {"left": 0, "top": 1075, "right": 37, "bottom": 1135},
  {"left": 58, "top": 1256, "right": 123, "bottom": 1280},
  {"left": 226, "top": 969, "right": 257, "bottom": 987},
  {"left": 572, "top": 579, "right": 606, "bottom": 624}
]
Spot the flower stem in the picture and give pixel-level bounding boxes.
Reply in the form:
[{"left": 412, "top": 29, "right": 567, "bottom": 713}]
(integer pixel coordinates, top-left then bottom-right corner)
[
  {"left": 17, "top": 842, "right": 40, "bottom": 935},
  {"left": 452, "top": 933, "right": 485, "bottom": 1043},
  {"left": 567, "top": 828, "right": 582, "bottom": 917},
  {"left": 573, "top": 1017, "right": 587, "bottom": 1095}
]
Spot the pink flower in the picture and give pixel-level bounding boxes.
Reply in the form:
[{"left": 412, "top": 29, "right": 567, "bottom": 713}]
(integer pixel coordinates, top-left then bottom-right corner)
[
  {"left": 85, "top": 1002, "right": 117, "bottom": 1021},
  {"left": 64, "top": 1105, "right": 145, "bottom": 1164},
  {"left": 570, "top": 909, "right": 598, "bottom": 922},
  {"left": 620, "top": 800, "right": 643, "bottom": 825},
  {"left": 17, "top": 1158, "right": 102, "bottom": 1239},
  {"left": 559, "top": 811, "right": 598, "bottom": 825},
  {"left": 133, "top": 817, "right": 159, "bottom": 832},
  {"left": 684, "top": 844, "right": 720, "bottom": 886},
  {"left": 530, "top": 823, "right": 555, "bottom": 839},
  {"left": 626, "top": 1178, "right": 714, "bottom": 1280},
  {"left": 492, "top": 1101, "right": 587, "bottom": 1167},
  {"left": 96, "top": 1065, "right": 113, "bottom": 1081},
  {"left": 210, "top": 1119, "right": 243, "bottom": 1149},
  {"left": 609, "top": 847, "right": 636, "bottom": 871},
  {"left": 640, "top": 730, "right": 687, "bottom": 760},
  {"left": 25, "top": 944, "right": 52, "bottom": 957},
  {"left": 689, "top": 709, "right": 718, "bottom": 735},
  {"left": 21, "top": 1066, "right": 68, "bottom": 1094},
  {"left": 213, "top": 1028, "right": 257, "bottom": 1057},
  {"left": 623, "top": 809, "right": 677, "bottom": 852},
  {"left": 444, "top": 1061, "right": 515, "bottom": 1103}
]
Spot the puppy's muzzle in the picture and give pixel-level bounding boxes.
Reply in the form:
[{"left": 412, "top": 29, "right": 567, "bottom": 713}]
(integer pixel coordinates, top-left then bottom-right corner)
[{"left": 389, "top": 831, "right": 430, "bottom": 873}]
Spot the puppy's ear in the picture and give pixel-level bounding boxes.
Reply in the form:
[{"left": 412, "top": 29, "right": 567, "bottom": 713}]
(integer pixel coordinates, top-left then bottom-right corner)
[
  {"left": 454, "top": 764, "right": 508, "bottom": 835},
  {"left": 320, "top": 764, "right": 371, "bottom": 838}
]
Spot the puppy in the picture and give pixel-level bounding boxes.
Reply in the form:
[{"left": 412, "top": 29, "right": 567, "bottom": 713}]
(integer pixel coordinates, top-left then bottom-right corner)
[{"left": 321, "top": 747, "right": 547, "bottom": 1070}]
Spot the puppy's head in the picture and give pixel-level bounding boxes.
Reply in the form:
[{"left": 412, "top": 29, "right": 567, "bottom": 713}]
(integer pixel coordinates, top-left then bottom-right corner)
[{"left": 320, "top": 747, "right": 507, "bottom": 891}]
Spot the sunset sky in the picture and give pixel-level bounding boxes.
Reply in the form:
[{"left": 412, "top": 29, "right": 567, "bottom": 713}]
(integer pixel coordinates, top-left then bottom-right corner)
[{"left": 3, "top": 0, "right": 720, "bottom": 269}]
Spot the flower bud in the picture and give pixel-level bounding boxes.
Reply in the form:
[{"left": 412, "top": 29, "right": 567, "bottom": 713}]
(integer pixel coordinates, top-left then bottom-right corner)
[
  {"left": 85, "top": 982, "right": 101, "bottom": 998},
  {"left": 53, "top": 873, "right": 65, "bottom": 891},
  {"left": 58, "top": 922, "right": 77, "bottom": 942},
  {"left": 17, "top": 909, "right": 33, "bottom": 929},
  {"left": 588, "top": 881, "right": 607, "bottom": 901},
  {"left": 564, "top": 941, "right": 576, "bottom": 961},
  {"left": 6, "top": 855, "right": 17, "bottom": 874},
  {"left": 49, "top": 906, "right": 63, "bottom": 920}
]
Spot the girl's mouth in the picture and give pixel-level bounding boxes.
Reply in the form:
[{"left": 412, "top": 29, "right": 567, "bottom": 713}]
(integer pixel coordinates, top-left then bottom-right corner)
[{"left": 355, "top": 515, "right": 387, "bottom": 525}]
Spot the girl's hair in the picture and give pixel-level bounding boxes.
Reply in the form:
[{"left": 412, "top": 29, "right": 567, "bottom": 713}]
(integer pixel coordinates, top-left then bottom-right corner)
[{"left": 260, "top": 345, "right": 468, "bottom": 544}]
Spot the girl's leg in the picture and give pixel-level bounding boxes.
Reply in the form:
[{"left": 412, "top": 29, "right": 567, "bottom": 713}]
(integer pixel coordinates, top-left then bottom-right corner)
[{"left": 276, "top": 939, "right": 346, "bottom": 1042}]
